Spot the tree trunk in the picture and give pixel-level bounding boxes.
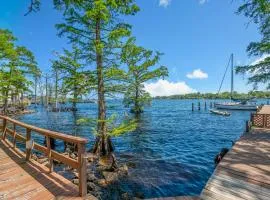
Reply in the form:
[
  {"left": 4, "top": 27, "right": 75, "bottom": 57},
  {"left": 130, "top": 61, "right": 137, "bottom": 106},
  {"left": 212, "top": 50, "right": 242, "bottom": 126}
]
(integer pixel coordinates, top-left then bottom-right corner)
[
  {"left": 55, "top": 70, "right": 58, "bottom": 109},
  {"left": 134, "top": 85, "right": 139, "bottom": 113},
  {"left": 92, "top": 17, "right": 113, "bottom": 156},
  {"left": 35, "top": 76, "right": 37, "bottom": 106},
  {"left": 72, "top": 88, "right": 77, "bottom": 111},
  {"left": 3, "top": 90, "right": 9, "bottom": 115},
  {"left": 45, "top": 74, "right": 48, "bottom": 107},
  {"left": 20, "top": 92, "right": 24, "bottom": 109}
]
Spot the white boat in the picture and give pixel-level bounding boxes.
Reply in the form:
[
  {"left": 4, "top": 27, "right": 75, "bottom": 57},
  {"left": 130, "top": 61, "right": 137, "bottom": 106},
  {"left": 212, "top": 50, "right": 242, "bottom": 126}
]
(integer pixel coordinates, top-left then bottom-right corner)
[
  {"left": 210, "top": 109, "right": 231, "bottom": 116},
  {"left": 214, "top": 102, "right": 258, "bottom": 110},
  {"left": 214, "top": 54, "right": 258, "bottom": 111}
]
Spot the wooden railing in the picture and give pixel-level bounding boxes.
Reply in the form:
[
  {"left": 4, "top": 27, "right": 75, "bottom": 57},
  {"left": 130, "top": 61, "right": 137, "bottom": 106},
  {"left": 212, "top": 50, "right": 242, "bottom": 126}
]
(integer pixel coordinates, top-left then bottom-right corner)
[
  {"left": 0, "top": 115, "right": 88, "bottom": 197},
  {"left": 251, "top": 113, "right": 270, "bottom": 129}
]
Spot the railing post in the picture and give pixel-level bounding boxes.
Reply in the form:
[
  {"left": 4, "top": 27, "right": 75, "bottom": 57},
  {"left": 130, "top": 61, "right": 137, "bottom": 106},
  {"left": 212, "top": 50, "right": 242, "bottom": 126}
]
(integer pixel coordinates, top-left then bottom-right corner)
[
  {"left": 46, "top": 136, "right": 53, "bottom": 172},
  {"left": 13, "top": 124, "right": 17, "bottom": 148},
  {"left": 78, "top": 143, "right": 87, "bottom": 197},
  {"left": 26, "top": 128, "right": 32, "bottom": 161},
  {"left": 2, "top": 118, "right": 7, "bottom": 139}
]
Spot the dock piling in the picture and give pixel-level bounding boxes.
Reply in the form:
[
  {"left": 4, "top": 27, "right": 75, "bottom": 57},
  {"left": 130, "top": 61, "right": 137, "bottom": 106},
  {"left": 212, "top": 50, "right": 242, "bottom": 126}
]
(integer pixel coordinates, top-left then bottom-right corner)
[{"left": 245, "top": 120, "right": 250, "bottom": 133}]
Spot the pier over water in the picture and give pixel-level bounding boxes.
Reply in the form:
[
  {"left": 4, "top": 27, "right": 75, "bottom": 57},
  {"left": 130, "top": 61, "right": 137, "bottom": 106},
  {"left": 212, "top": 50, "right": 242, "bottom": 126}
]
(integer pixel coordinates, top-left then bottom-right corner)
[{"left": 201, "top": 105, "right": 270, "bottom": 200}]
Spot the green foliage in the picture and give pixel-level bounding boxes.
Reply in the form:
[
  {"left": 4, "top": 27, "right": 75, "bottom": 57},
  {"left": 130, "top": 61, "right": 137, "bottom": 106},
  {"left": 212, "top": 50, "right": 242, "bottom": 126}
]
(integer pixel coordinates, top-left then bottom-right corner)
[
  {"left": 236, "top": 0, "right": 270, "bottom": 89},
  {"left": 77, "top": 113, "right": 137, "bottom": 137},
  {"left": 55, "top": 0, "right": 139, "bottom": 95},
  {"left": 55, "top": 0, "right": 140, "bottom": 155},
  {"left": 121, "top": 38, "right": 168, "bottom": 114},
  {"left": 55, "top": 0, "right": 139, "bottom": 129},
  {"left": 0, "top": 29, "right": 39, "bottom": 111},
  {"left": 51, "top": 46, "right": 94, "bottom": 108}
]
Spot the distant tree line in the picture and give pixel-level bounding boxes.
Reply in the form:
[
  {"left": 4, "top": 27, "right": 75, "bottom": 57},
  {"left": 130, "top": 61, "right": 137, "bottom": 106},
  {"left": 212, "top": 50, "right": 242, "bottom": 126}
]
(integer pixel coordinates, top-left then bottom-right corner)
[{"left": 154, "top": 91, "right": 270, "bottom": 100}]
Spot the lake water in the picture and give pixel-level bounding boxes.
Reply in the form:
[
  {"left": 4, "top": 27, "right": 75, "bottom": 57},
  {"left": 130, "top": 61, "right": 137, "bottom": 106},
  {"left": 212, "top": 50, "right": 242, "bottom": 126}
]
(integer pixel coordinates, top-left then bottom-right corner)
[{"left": 16, "top": 99, "right": 258, "bottom": 198}]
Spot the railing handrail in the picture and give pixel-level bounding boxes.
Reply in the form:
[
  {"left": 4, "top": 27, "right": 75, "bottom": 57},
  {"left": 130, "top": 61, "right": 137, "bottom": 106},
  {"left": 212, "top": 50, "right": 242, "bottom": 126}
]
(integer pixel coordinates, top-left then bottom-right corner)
[
  {"left": 0, "top": 115, "right": 87, "bottom": 144},
  {"left": 0, "top": 114, "right": 88, "bottom": 197}
]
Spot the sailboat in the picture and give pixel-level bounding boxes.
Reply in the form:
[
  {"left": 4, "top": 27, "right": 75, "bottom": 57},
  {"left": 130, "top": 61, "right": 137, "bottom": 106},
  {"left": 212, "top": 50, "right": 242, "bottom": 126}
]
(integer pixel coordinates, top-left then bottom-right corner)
[{"left": 214, "top": 54, "right": 258, "bottom": 111}]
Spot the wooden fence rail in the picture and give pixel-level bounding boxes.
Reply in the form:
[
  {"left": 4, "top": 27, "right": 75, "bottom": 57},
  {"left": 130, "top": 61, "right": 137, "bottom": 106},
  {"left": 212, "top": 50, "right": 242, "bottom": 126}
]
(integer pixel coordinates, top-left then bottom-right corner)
[
  {"left": 251, "top": 113, "right": 270, "bottom": 128},
  {"left": 0, "top": 115, "right": 88, "bottom": 197}
]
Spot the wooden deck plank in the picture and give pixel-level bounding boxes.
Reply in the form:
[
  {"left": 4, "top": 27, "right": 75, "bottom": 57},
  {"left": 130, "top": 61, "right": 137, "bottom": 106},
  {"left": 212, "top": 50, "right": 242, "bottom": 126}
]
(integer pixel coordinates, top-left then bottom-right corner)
[{"left": 201, "top": 127, "right": 270, "bottom": 200}]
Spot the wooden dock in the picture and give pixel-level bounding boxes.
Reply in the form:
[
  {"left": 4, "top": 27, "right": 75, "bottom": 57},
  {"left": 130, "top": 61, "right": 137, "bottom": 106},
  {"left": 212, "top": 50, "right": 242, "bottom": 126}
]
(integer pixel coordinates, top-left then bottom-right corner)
[
  {"left": 257, "top": 105, "right": 270, "bottom": 114},
  {"left": 0, "top": 140, "right": 83, "bottom": 199},
  {"left": 0, "top": 115, "right": 95, "bottom": 200},
  {"left": 201, "top": 108, "right": 270, "bottom": 199}
]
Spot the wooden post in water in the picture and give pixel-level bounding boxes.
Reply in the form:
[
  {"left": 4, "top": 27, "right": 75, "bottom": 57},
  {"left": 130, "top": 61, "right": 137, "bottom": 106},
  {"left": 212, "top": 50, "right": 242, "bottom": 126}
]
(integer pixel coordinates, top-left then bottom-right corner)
[
  {"left": 192, "top": 103, "right": 194, "bottom": 111},
  {"left": 210, "top": 102, "right": 212, "bottom": 108},
  {"left": 205, "top": 102, "right": 207, "bottom": 110},
  {"left": 198, "top": 102, "right": 201, "bottom": 111}
]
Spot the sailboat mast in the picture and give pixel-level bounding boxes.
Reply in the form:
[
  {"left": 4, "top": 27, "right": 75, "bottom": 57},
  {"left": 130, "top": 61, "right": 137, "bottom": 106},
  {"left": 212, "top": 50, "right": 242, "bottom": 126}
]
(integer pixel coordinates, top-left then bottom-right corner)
[{"left": 231, "top": 53, "right": 234, "bottom": 99}]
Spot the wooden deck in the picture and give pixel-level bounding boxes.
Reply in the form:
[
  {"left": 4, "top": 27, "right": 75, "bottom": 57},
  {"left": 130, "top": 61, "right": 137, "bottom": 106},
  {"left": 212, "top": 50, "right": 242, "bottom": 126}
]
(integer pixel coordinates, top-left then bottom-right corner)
[
  {"left": 201, "top": 128, "right": 270, "bottom": 200},
  {"left": 0, "top": 115, "right": 95, "bottom": 200},
  {"left": 257, "top": 105, "right": 270, "bottom": 114},
  {"left": 0, "top": 139, "right": 92, "bottom": 200}
]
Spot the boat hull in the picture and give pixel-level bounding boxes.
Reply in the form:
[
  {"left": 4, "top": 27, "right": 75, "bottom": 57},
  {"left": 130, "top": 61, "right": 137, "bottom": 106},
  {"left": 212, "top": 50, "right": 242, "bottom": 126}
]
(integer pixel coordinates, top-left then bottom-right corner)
[
  {"left": 214, "top": 103, "right": 258, "bottom": 110},
  {"left": 210, "top": 109, "right": 230, "bottom": 116}
]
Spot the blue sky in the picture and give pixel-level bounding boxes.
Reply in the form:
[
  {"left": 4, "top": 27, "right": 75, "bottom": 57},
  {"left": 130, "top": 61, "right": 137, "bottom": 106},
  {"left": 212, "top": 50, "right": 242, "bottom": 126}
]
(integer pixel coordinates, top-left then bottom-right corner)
[{"left": 0, "top": 0, "right": 264, "bottom": 96}]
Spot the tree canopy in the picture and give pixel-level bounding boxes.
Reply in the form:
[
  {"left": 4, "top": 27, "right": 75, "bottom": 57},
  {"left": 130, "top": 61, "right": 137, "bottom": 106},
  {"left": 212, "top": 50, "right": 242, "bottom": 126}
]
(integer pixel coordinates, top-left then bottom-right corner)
[
  {"left": 121, "top": 38, "right": 168, "bottom": 114},
  {"left": 51, "top": 46, "right": 94, "bottom": 109},
  {"left": 236, "top": 0, "right": 270, "bottom": 89},
  {"left": 55, "top": 0, "right": 140, "bottom": 156},
  {"left": 0, "top": 29, "right": 39, "bottom": 113}
]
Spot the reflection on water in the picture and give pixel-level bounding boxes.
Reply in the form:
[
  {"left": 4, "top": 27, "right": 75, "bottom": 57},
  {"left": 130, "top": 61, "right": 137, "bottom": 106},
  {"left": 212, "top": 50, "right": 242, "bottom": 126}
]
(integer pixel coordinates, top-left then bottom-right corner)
[{"left": 17, "top": 99, "right": 255, "bottom": 198}]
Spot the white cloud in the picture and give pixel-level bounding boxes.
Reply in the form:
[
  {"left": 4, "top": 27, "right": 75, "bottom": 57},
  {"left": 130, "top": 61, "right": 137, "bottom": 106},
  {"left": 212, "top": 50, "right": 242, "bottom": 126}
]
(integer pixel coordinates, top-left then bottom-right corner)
[
  {"left": 199, "top": 0, "right": 209, "bottom": 5},
  {"left": 159, "top": 0, "right": 171, "bottom": 8},
  {"left": 186, "top": 69, "right": 208, "bottom": 79},
  {"left": 144, "top": 79, "right": 196, "bottom": 97},
  {"left": 159, "top": 0, "right": 207, "bottom": 8}
]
